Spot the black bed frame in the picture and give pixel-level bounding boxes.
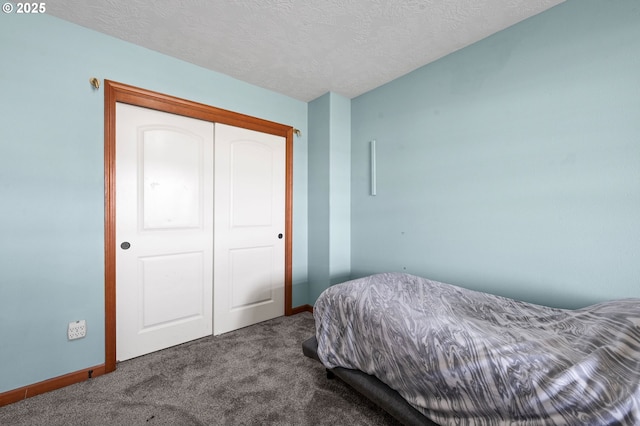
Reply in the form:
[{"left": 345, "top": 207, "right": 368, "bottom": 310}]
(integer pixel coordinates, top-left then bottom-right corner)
[{"left": 302, "top": 336, "right": 439, "bottom": 426}]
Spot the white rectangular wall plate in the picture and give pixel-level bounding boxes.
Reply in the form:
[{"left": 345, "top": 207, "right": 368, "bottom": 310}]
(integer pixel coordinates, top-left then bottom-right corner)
[
  {"left": 370, "top": 140, "right": 377, "bottom": 196},
  {"left": 68, "top": 320, "right": 86, "bottom": 340}
]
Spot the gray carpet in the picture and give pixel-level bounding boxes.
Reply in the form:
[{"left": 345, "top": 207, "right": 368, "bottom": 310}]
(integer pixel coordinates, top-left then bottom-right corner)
[{"left": 0, "top": 312, "right": 400, "bottom": 425}]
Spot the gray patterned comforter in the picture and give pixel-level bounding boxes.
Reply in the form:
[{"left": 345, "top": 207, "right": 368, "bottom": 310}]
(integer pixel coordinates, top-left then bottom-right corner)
[{"left": 314, "top": 273, "right": 640, "bottom": 425}]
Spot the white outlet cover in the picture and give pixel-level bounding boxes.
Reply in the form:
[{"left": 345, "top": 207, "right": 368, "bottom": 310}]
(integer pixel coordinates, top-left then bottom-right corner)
[{"left": 68, "top": 320, "right": 87, "bottom": 340}]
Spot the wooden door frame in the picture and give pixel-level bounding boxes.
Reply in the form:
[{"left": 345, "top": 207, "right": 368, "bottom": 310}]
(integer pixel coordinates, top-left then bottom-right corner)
[{"left": 104, "top": 80, "right": 294, "bottom": 373}]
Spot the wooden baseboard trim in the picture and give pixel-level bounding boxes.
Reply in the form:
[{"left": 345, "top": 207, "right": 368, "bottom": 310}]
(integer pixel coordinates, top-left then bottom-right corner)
[
  {"left": 290, "top": 304, "right": 313, "bottom": 314},
  {"left": 0, "top": 364, "right": 106, "bottom": 407}
]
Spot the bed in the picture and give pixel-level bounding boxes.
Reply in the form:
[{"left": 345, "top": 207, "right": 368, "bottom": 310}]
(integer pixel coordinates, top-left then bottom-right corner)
[{"left": 302, "top": 272, "right": 640, "bottom": 425}]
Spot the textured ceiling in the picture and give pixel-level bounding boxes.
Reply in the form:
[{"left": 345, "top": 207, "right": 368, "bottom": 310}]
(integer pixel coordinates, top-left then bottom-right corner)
[{"left": 47, "top": 0, "right": 564, "bottom": 102}]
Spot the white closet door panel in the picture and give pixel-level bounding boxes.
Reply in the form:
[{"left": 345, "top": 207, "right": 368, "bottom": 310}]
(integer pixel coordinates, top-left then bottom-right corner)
[
  {"left": 214, "top": 123, "right": 285, "bottom": 335},
  {"left": 116, "top": 102, "right": 214, "bottom": 361}
]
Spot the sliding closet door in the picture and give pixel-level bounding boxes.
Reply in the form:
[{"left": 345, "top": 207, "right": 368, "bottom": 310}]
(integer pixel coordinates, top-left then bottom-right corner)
[
  {"left": 115, "top": 103, "right": 214, "bottom": 361},
  {"left": 213, "top": 123, "right": 286, "bottom": 335}
]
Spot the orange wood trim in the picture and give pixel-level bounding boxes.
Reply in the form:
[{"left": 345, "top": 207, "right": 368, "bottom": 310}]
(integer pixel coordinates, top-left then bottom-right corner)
[
  {"left": 0, "top": 364, "right": 105, "bottom": 407},
  {"left": 104, "top": 80, "right": 290, "bottom": 136},
  {"left": 284, "top": 127, "right": 294, "bottom": 316},
  {"left": 104, "top": 80, "right": 295, "bottom": 371},
  {"left": 104, "top": 81, "right": 117, "bottom": 374},
  {"left": 291, "top": 304, "right": 313, "bottom": 315}
]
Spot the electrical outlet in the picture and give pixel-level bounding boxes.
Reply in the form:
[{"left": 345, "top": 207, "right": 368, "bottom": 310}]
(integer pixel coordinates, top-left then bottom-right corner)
[{"left": 68, "top": 320, "right": 86, "bottom": 340}]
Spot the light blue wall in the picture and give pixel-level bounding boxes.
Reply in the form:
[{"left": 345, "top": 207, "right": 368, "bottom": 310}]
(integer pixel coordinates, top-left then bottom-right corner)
[
  {"left": 308, "top": 94, "right": 331, "bottom": 301},
  {"left": 0, "top": 14, "right": 308, "bottom": 393},
  {"left": 307, "top": 92, "right": 351, "bottom": 302},
  {"left": 351, "top": 0, "right": 640, "bottom": 308},
  {"left": 328, "top": 94, "right": 351, "bottom": 286}
]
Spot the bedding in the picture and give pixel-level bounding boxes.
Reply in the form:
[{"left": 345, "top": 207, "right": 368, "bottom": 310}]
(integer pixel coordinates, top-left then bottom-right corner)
[{"left": 314, "top": 272, "right": 640, "bottom": 425}]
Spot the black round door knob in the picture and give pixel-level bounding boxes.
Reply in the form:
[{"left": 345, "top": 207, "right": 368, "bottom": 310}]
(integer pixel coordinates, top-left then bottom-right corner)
[
  {"left": 120, "top": 242, "right": 131, "bottom": 250},
  {"left": 278, "top": 233, "right": 283, "bottom": 239}
]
